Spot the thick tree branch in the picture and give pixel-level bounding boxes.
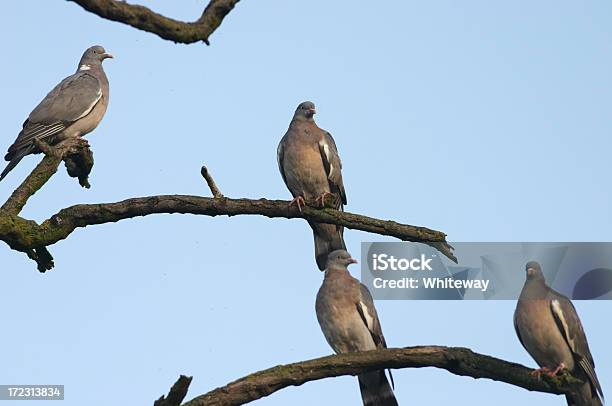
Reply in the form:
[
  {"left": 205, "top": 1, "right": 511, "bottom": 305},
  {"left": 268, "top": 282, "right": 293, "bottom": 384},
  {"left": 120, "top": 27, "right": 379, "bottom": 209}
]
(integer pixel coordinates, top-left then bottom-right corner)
[
  {"left": 66, "top": 0, "right": 241, "bottom": 45},
  {"left": 175, "top": 346, "right": 583, "bottom": 406},
  {"left": 0, "top": 194, "right": 456, "bottom": 270}
]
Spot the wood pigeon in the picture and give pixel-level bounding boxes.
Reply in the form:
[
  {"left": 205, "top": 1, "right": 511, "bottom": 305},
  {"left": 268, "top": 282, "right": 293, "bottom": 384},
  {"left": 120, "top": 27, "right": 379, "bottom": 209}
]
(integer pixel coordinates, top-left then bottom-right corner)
[
  {"left": 1, "top": 45, "right": 112, "bottom": 181},
  {"left": 514, "top": 261, "right": 604, "bottom": 406},
  {"left": 316, "top": 250, "right": 399, "bottom": 406},
  {"left": 277, "top": 101, "right": 347, "bottom": 270}
]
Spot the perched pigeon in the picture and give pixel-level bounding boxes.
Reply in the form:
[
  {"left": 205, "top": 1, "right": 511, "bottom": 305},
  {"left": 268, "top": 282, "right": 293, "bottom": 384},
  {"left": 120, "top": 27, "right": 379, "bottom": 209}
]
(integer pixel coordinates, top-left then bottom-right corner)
[
  {"left": 277, "top": 101, "right": 347, "bottom": 270},
  {"left": 1, "top": 45, "right": 112, "bottom": 181},
  {"left": 316, "top": 250, "right": 398, "bottom": 406},
  {"left": 514, "top": 261, "right": 604, "bottom": 406}
]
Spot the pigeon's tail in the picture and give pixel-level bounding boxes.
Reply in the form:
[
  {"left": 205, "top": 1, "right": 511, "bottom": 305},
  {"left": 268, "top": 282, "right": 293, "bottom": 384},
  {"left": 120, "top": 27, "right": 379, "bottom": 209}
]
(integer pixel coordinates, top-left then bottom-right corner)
[
  {"left": 565, "top": 382, "right": 603, "bottom": 406},
  {"left": 358, "top": 370, "right": 398, "bottom": 406},
  {"left": 0, "top": 153, "right": 26, "bottom": 181},
  {"left": 311, "top": 222, "right": 346, "bottom": 271}
]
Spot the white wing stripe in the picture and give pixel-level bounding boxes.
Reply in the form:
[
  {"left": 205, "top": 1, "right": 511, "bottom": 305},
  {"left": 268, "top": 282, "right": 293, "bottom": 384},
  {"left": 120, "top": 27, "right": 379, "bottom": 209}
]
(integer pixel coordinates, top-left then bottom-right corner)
[
  {"left": 358, "top": 301, "right": 375, "bottom": 331},
  {"left": 74, "top": 89, "right": 102, "bottom": 120},
  {"left": 319, "top": 140, "right": 335, "bottom": 178},
  {"left": 552, "top": 299, "right": 603, "bottom": 400},
  {"left": 551, "top": 299, "right": 576, "bottom": 352}
]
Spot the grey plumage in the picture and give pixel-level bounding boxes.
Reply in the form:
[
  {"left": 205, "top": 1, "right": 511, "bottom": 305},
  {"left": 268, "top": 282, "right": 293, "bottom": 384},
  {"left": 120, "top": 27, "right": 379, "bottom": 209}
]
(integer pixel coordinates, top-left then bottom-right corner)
[
  {"left": 1, "top": 45, "right": 112, "bottom": 181},
  {"left": 277, "top": 101, "right": 347, "bottom": 270},
  {"left": 316, "top": 250, "right": 398, "bottom": 406},
  {"left": 514, "top": 261, "right": 604, "bottom": 406}
]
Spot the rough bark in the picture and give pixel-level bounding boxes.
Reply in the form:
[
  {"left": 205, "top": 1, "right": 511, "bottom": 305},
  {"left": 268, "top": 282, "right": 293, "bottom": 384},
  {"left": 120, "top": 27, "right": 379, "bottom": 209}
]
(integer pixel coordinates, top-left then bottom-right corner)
[
  {"left": 66, "top": 0, "right": 241, "bottom": 45},
  {"left": 160, "top": 346, "right": 584, "bottom": 406}
]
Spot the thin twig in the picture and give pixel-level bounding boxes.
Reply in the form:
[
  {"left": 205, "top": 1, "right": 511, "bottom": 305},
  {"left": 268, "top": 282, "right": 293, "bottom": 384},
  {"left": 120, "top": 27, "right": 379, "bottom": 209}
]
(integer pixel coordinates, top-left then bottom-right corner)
[{"left": 201, "top": 166, "right": 224, "bottom": 198}]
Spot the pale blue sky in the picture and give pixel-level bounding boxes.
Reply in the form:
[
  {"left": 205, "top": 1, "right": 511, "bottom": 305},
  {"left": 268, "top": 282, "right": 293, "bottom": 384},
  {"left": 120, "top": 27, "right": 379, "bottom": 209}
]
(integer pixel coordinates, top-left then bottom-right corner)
[{"left": 0, "top": 1, "right": 610, "bottom": 405}]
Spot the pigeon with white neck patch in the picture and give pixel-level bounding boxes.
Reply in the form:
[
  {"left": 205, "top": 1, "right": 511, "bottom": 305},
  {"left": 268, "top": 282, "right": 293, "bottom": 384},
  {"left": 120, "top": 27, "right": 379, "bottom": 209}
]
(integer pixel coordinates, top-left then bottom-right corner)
[
  {"left": 514, "top": 261, "right": 604, "bottom": 406},
  {"left": 1, "top": 45, "right": 112, "bottom": 181},
  {"left": 277, "top": 101, "right": 347, "bottom": 270},
  {"left": 316, "top": 250, "right": 399, "bottom": 406}
]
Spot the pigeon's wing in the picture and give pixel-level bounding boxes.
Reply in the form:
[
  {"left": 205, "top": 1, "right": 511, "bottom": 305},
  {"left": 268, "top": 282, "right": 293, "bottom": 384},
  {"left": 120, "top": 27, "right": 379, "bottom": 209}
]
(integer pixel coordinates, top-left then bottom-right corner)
[
  {"left": 6, "top": 72, "right": 102, "bottom": 158},
  {"left": 277, "top": 136, "right": 289, "bottom": 187},
  {"left": 550, "top": 293, "right": 604, "bottom": 400},
  {"left": 29, "top": 71, "right": 102, "bottom": 123},
  {"left": 357, "top": 284, "right": 387, "bottom": 349},
  {"left": 357, "top": 283, "right": 395, "bottom": 388},
  {"left": 318, "top": 131, "right": 347, "bottom": 205},
  {"left": 513, "top": 310, "right": 527, "bottom": 351}
]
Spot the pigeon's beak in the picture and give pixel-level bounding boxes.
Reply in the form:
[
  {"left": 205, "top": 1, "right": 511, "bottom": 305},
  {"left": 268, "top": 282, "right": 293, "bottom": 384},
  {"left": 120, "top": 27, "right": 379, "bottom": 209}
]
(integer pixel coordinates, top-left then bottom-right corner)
[
  {"left": 309, "top": 108, "right": 316, "bottom": 115},
  {"left": 103, "top": 53, "right": 114, "bottom": 59},
  {"left": 348, "top": 258, "right": 358, "bottom": 264}
]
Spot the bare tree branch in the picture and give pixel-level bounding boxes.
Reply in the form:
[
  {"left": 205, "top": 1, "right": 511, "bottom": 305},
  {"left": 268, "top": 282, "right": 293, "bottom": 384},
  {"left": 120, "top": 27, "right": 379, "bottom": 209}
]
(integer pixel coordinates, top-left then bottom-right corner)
[
  {"left": 155, "top": 375, "right": 193, "bottom": 406},
  {"left": 66, "top": 0, "right": 241, "bottom": 45},
  {"left": 0, "top": 193, "right": 456, "bottom": 271},
  {"left": 0, "top": 138, "right": 455, "bottom": 271},
  {"left": 174, "top": 346, "right": 583, "bottom": 406}
]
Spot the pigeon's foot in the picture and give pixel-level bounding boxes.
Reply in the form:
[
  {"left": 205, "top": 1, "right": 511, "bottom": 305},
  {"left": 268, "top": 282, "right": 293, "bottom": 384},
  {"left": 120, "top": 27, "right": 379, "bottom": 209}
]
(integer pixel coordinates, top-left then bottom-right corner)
[
  {"left": 314, "top": 192, "right": 336, "bottom": 208},
  {"left": 530, "top": 367, "right": 552, "bottom": 379},
  {"left": 289, "top": 196, "right": 306, "bottom": 212},
  {"left": 530, "top": 364, "right": 565, "bottom": 379},
  {"left": 548, "top": 363, "right": 566, "bottom": 376}
]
